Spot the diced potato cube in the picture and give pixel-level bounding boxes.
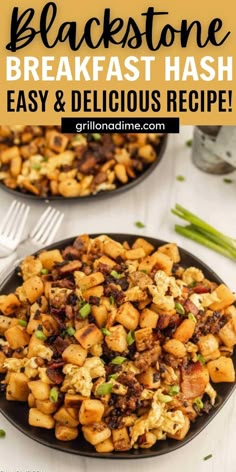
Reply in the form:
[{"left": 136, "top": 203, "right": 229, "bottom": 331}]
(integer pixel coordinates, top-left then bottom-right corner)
[
  {"left": 74, "top": 323, "right": 103, "bottom": 349},
  {"left": 55, "top": 423, "right": 78, "bottom": 441},
  {"left": 112, "top": 427, "right": 131, "bottom": 451},
  {"left": 82, "top": 422, "right": 111, "bottom": 445},
  {"left": 4, "top": 325, "right": 30, "bottom": 349},
  {"left": 28, "top": 393, "right": 36, "bottom": 408},
  {"left": 105, "top": 325, "right": 127, "bottom": 353},
  {"left": 79, "top": 399, "right": 104, "bottom": 425},
  {"left": 198, "top": 334, "right": 219, "bottom": 360},
  {"left": 124, "top": 248, "right": 146, "bottom": 260},
  {"left": 91, "top": 305, "right": 108, "bottom": 327},
  {"left": 39, "top": 249, "right": 63, "bottom": 270},
  {"left": 139, "top": 432, "right": 157, "bottom": 448},
  {"left": 135, "top": 327, "right": 153, "bottom": 352},
  {"left": 0, "top": 351, "right": 6, "bottom": 373},
  {"left": 64, "top": 394, "right": 87, "bottom": 408},
  {"left": 168, "top": 416, "right": 190, "bottom": 440},
  {"left": 163, "top": 339, "right": 186, "bottom": 358},
  {"left": 132, "top": 238, "right": 154, "bottom": 256},
  {"left": 207, "top": 356, "right": 235, "bottom": 382},
  {"left": 137, "top": 367, "right": 160, "bottom": 389},
  {"left": 210, "top": 284, "right": 235, "bottom": 311},
  {"left": 36, "top": 399, "right": 58, "bottom": 415},
  {"left": 138, "top": 255, "right": 159, "bottom": 274},
  {"left": 103, "top": 241, "right": 125, "bottom": 260},
  {"left": 140, "top": 308, "right": 159, "bottom": 329},
  {"left": 0, "top": 293, "right": 21, "bottom": 316},
  {"left": 94, "top": 256, "right": 116, "bottom": 268},
  {"left": 158, "top": 243, "right": 180, "bottom": 263},
  {"left": 7, "top": 373, "right": 29, "bottom": 401},
  {"left": 151, "top": 251, "right": 173, "bottom": 275},
  {"left": 28, "top": 380, "right": 50, "bottom": 401},
  {"left": 95, "top": 438, "right": 114, "bottom": 452},
  {"left": 116, "top": 302, "right": 139, "bottom": 330},
  {"left": 77, "top": 272, "right": 104, "bottom": 292},
  {"left": 29, "top": 408, "right": 55, "bottom": 429},
  {"left": 53, "top": 407, "right": 79, "bottom": 427},
  {"left": 23, "top": 276, "right": 44, "bottom": 303},
  {"left": 62, "top": 344, "right": 87, "bottom": 367},
  {"left": 0, "top": 315, "right": 16, "bottom": 334},
  {"left": 218, "top": 319, "right": 236, "bottom": 347},
  {"left": 27, "top": 336, "right": 44, "bottom": 358},
  {"left": 83, "top": 286, "right": 104, "bottom": 301},
  {"left": 173, "top": 319, "right": 195, "bottom": 343}
]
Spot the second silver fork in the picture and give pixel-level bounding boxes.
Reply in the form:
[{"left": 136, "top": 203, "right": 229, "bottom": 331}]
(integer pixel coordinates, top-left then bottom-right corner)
[{"left": 0, "top": 206, "right": 64, "bottom": 287}]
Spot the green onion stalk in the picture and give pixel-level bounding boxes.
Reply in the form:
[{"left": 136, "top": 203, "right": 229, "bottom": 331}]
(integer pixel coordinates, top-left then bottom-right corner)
[{"left": 171, "top": 204, "right": 236, "bottom": 261}]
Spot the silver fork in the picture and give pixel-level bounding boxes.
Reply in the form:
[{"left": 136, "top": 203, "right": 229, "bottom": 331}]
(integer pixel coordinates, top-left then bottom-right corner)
[
  {"left": 0, "top": 206, "right": 64, "bottom": 287},
  {"left": 0, "top": 200, "right": 30, "bottom": 257}
]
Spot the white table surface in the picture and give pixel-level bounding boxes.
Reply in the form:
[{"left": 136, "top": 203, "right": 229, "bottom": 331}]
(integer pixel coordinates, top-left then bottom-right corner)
[{"left": 0, "top": 126, "right": 236, "bottom": 472}]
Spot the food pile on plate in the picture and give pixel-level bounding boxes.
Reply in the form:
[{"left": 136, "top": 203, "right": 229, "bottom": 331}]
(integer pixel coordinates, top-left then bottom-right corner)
[
  {"left": 0, "top": 234, "right": 235, "bottom": 452},
  {"left": 0, "top": 127, "right": 163, "bottom": 198}
]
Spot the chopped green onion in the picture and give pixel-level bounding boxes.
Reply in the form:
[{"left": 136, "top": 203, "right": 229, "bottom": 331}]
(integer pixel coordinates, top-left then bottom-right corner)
[
  {"left": 223, "top": 178, "right": 233, "bottom": 184},
  {"left": 188, "top": 313, "right": 197, "bottom": 323},
  {"left": 140, "top": 269, "right": 147, "bottom": 273},
  {"left": 101, "top": 328, "right": 111, "bottom": 336},
  {"left": 127, "top": 330, "right": 135, "bottom": 346},
  {"left": 169, "top": 385, "right": 180, "bottom": 396},
  {"left": 176, "top": 175, "right": 185, "bottom": 182},
  {"left": 197, "top": 354, "right": 206, "bottom": 365},
  {"left": 175, "top": 302, "right": 185, "bottom": 315},
  {"left": 109, "top": 296, "right": 115, "bottom": 305},
  {"left": 96, "top": 382, "right": 113, "bottom": 396},
  {"left": 186, "top": 139, "right": 192, "bottom": 147},
  {"left": 32, "top": 164, "right": 41, "bottom": 170},
  {"left": 109, "top": 373, "right": 119, "bottom": 380},
  {"left": 188, "top": 281, "right": 197, "bottom": 288},
  {"left": 193, "top": 397, "right": 204, "bottom": 409},
  {"left": 35, "top": 330, "right": 47, "bottom": 341},
  {"left": 79, "top": 303, "right": 91, "bottom": 319},
  {"left": 49, "top": 387, "right": 59, "bottom": 403},
  {"left": 111, "top": 356, "right": 127, "bottom": 365},
  {"left": 41, "top": 268, "right": 49, "bottom": 275},
  {"left": 18, "top": 319, "right": 27, "bottom": 327},
  {"left": 135, "top": 221, "right": 145, "bottom": 229},
  {"left": 66, "top": 327, "right": 75, "bottom": 336},
  {"left": 100, "top": 359, "right": 106, "bottom": 365},
  {"left": 92, "top": 133, "right": 102, "bottom": 141},
  {"left": 110, "top": 270, "right": 122, "bottom": 279},
  {"left": 0, "top": 429, "right": 6, "bottom": 438},
  {"left": 158, "top": 393, "right": 172, "bottom": 403},
  {"left": 203, "top": 454, "right": 213, "bottom": 461}
]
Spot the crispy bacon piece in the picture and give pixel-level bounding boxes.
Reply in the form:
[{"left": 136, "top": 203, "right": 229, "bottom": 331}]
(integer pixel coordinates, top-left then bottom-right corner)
[
  {"left": 46, "top": 367, "right": 64, "bottom": 385},
  {"left": 193, "top": 285, "right": 210, "bottom": 294},
  {"left": 184, "top": 299, "right": 199, "bottom": 315},
  {"left": 181, "top": 361, "right": 209, "bottom": 399}
]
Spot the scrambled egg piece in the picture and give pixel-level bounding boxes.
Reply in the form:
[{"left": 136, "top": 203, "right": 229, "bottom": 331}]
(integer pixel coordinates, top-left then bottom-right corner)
[
  {"left": 182, "top": 267, "right": 204, "bottom": 285},
  {"left": 205, "top": 383, "right": 217, "bottom": 405},
  {"left": 148, "top": 271, "right": 182, "bottom": 311},
  {"left": 62, "top": 357, "right": 105, "bottom": 397},
  {"left": 3, "top": 358, "right": 24, "bottom": 372},
  {"left": 3, "top": 357, "right": 40, "bottom": 378},
  {"left": 189, "top": 292, "right": 220, "bottom": 310},
  {"left": 33, "top": 344, "right": 54, "bottom": 361},
  {"left": 130, "top": 390, "right": 185, "bottom": 446}
]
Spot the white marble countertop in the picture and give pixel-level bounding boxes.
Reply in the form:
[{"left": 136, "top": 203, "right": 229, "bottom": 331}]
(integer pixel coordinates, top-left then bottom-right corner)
[{"left": 0, "top": 126, "right": 236, "bottom": 472}]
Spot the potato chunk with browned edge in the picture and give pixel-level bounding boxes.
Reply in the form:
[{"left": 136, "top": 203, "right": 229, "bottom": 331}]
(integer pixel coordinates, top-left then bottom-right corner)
[
  {"left": 79, "top": 399, "right": 104, "bottom": 425},
  {"left": 207, "top": 357, "right": 235, "bottom": 383}
]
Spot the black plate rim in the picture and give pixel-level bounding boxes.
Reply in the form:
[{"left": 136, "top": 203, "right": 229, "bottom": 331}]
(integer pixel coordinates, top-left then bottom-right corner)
[
  {"left": 0, "top": 233, "right": 235, "bottom": 460},
  {"left": 0, "top": 135, "right": 167, "bottom": 202}
]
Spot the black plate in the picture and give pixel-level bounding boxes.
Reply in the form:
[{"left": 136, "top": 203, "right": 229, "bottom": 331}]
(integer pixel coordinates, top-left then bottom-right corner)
[
  {"left": 0, "top": 234, "right": 235, "bottom": 459},
  {"left": 0, "top": 136, "right": 167, "bottom": 202}
]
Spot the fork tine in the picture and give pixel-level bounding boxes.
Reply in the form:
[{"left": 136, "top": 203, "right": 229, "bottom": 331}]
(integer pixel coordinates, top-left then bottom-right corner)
[
  {"left": 8, "top": 203, "right": 27, "bottom": 240},
  {"left": 34, "top": 210, "right": 62, "bottom": 245},
  {"left": 13, "top": 205, "right": 30, "bottom": 243},
  {"left": 3, "top": 201, "right": 22, "bottom": 237},
  {"left": 43, "top": 213, "right": 64, "bottom": 245},
  {"left": 0, "top": 200, "right": 17, "bottom": 233},
  {"left": 30, "top": 207, "right": 57, "bottom": 242},
  {"left": 30, "top": 206, "right": 53, "bottom": 239}
]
